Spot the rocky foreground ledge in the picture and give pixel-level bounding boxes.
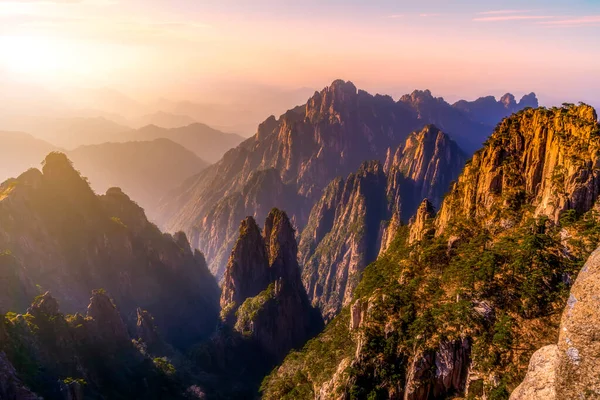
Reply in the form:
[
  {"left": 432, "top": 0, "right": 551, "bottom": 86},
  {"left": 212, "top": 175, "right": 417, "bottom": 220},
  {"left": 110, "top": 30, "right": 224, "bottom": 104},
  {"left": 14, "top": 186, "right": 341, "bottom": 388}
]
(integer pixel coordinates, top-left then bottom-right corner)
[{"left": 511, "top": 247, "right": 600, "bottom": 399}]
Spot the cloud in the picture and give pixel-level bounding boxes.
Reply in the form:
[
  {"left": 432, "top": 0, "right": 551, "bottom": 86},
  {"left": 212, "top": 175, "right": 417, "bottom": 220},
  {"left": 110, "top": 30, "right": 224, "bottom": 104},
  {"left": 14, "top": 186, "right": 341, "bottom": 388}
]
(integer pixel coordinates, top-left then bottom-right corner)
[
  {"left": 419, "top": 13, "right": 440, "bottom": 17},
  {"left": 538, "top": 15, "right": 600, "bottom": 26},
  {"left": 386, "top": 14, "right": 404, "bottom": 19},
  {"left": 474, "top": 15, "right": 554, "bottom": 22},
  {"left": 477, "top": 10, "right": 533, "bottom": 15}
]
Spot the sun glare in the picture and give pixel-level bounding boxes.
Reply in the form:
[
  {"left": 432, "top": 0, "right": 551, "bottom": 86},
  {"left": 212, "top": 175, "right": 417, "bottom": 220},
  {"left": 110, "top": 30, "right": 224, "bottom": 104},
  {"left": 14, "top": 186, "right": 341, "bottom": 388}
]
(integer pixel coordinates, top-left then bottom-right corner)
[{"left": 0, "top": 36, "right": 78, "bottom": 77}]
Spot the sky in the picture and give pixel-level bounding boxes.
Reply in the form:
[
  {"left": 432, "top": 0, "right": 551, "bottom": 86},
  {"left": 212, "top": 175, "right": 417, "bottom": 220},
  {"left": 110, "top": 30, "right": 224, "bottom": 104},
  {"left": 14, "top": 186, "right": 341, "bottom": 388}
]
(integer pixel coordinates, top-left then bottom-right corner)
[{"left": 0, "top": 0, "right": 599, "bottom": 108}]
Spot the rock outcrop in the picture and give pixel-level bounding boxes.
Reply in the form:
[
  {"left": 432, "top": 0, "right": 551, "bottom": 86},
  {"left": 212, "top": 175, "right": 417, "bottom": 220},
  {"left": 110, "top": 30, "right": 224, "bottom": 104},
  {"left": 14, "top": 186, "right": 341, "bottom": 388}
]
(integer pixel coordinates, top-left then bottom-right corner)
[
  {"left": 408, "top": 199, "right": 436, "bottom": 244},
  {"left": 300, "top": 126, "right": 465, "bottom": 320},
  {"left": 511, "top": 246, "right": 600, "bottom": 399},
  {"left": 0, "top": 152, "right": 220, "bottom": 347},
  {"left": 436, "top": 104, "right": 600, "bottom": 233},
  {"left": 221, "top": 209, "right": 322, "bottom": 360}
]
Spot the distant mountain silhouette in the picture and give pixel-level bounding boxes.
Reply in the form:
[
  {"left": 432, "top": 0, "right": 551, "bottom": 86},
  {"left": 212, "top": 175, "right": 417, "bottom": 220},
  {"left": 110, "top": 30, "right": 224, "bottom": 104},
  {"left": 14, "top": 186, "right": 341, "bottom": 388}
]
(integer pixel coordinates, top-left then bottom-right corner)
[
  {"left": 67, "top": 139, "right": 208, "bottom": 219},
  {"left": 133, "top": 111, "right": 197, "bottom": 129},
  {"left": 124, "top": 123, "right": 245, "bottom": 163},
  {"left": 453, "top": 92, "right": 538, "bottom": 127},
  {"left": 0, "top": 116, "right": 130, "bottom": 148}
]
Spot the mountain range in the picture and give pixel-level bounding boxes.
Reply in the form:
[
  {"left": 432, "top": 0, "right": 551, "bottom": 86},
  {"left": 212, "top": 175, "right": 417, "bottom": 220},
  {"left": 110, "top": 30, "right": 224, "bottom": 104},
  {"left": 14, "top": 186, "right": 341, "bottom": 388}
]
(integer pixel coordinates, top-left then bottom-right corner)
[
  {"left": 5, "top": 79, "right": 599, "bottom": 400},
  {"left": 157, "top": 80, "right": 536, "bottom": 282}
]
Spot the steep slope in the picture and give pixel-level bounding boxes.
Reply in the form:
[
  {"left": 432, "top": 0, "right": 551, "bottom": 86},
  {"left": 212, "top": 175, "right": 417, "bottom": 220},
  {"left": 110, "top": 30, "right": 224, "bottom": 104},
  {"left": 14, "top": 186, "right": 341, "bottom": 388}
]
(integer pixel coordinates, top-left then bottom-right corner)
[
  {"left": 453, "top": 93, "right": 539, "bottom": 127},
  {"left": 0, "top": 291, "right": 191, "bottom": 399},
  {"left": 511, "top": 246, "right": 600, "bottom": 399},
  {"left": 262, "top": 104, "right": 600, "bottom": 400},
  {"left": 67, "top": 139, "right": 208, "bottom": 220},
  {"left": 0, "top": 152, "right": 219, "bottom": 347},
  {"left": 0, "top": 131, "right": 58, "bottom": 183},
  {"left": 126, "top": 123, "right": 245, "bottom": 163},
  {"left": 300, "top": 126, "right": 465, "bottom": 320}
]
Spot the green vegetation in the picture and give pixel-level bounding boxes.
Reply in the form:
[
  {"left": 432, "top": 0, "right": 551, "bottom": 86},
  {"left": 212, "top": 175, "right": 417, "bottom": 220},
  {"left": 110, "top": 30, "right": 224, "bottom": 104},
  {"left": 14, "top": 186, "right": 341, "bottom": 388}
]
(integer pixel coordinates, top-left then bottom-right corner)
[
  {"left": 261, "top": 309, "right": 354, "bottom": 399},
  {"left": 235, "top": 283, "right": 276, "bottom": 335},
  {"left": 153, "top": 357, "right": 176, "bottom": 376}
]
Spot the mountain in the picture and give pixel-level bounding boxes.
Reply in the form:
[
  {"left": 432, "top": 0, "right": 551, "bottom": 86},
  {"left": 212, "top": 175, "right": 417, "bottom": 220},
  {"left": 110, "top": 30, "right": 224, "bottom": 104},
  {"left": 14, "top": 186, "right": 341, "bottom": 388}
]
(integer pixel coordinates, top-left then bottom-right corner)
[
  {"left": 67, "top": 139, "right": 208, "bottom": 220},
  {"left": 0, "top": 131, "right": 58, "bottom": 183},
  {"left": 133, "top": 111, "right": 197, "bottom": 129},
  {"left": 0, "top": 152, "right": 219, "bottom": 347},
  {"left": 220, "top": 209, "right": 322, "bottom": 358},
  {"left": 398, "top": 89, "right": 494, "bottom": 154},
  {"left": 511, "top": 246, "right": 600, "bottom": 399},
  {"left": 262, "top": 103, "right": 600, "bottom": 399},
  {"left": 190, "top": 209, "right": 322, "bottom": 398},
  {"left": 125, "top": 123, "right": 244, "bottom": 163},
  {"left": 158, "top": 80, "right": 493, "bottom": 279},
  {"left": 299, "top": 125, "right": 466, "bottom": 320},
  {"left": 0, "top": 116, "right": 130, "bottom": 149},
  {"left": 453, "top": 92, "right": 539, "bottom": 127}
]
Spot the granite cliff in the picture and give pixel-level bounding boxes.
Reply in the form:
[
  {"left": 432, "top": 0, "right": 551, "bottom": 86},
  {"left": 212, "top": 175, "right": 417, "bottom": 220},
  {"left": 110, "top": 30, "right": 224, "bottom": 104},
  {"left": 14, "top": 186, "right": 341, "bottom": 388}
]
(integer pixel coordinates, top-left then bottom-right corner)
[{"left": 300, "top": 125, "right": 465, "bottom": 320}]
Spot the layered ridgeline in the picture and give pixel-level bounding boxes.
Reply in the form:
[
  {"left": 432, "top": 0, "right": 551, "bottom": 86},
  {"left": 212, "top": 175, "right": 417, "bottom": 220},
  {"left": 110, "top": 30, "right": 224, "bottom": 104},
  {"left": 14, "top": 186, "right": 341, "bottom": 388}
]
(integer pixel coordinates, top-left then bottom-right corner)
[
  {"left": 300, "top": 125, "right": 466, "bottom": 320},
  {"left": 123, "top": 123, "right": 245, "bottom": 163},
  {"left": 0, "top": 152, "right": 219, "bottom": 347},
  {"left": 0, "top": 291, "right": 193, "bottom": 399},
  {"left": 262, "top": 104, "right": 600, "bottom": 399},
  {"left": 158, "top": 80, "right": 530, "bottom": 279},
  {"left": 453, "top": 92, "right": 538, "bottom": 127},
  {"left": 67, "top": 139, "right": 209, "bottom": 221}
]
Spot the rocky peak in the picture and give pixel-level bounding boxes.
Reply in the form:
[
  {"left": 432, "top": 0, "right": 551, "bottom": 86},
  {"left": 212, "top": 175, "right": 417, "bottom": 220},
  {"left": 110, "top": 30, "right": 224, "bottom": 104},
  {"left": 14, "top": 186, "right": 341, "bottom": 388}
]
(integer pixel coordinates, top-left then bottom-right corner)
[
  {"left": 27, "top": 292, "right": 60, "bottom": 317},
  {"left": 409, "top": 199, "right": 436, "bottom": 244},
  {"left": 220, "top": 210, "right": 321, "bottom": 357},
  {"left": 173, "top": 231, "right": 193, "bottom": 254},
  {"left": 136, "top": 308, "right": 160, "bottom": 347},
  {"left": 41, "top": 152, "right": 95, "bottom": 199},
  {"left": 519, "top": 92, "right": 539, "bottom": 109},
  {"left": 306, "top": 79, "right": 358, "bottom": 122},
  {"left": 389, "top": 124, "right": 466, "bottom": 214},
  {"left": 86, "top": 290, "right": 129, "bottom": 344},
  {"left": 500, "top": 93, "right": 517, "bottom": 109},
  {"left": 101, "top": 186, "right": 150, "bottom": 232},
  {"left": 400, "top": 89, "right": 436, "bottom": 105},
  {"left": 220, "top": 216, "right": 270, "bottom": 321},
  {"left": 263, "top": 208, "right": 298, "bottom": 284}
]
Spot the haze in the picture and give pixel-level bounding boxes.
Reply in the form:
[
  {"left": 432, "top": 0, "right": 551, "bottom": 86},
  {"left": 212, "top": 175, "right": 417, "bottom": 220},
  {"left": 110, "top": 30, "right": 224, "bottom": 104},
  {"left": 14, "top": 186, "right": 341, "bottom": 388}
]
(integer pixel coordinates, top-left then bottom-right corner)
[{"left": 1, "top": 0, "right": 599, "bottom": 135}]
